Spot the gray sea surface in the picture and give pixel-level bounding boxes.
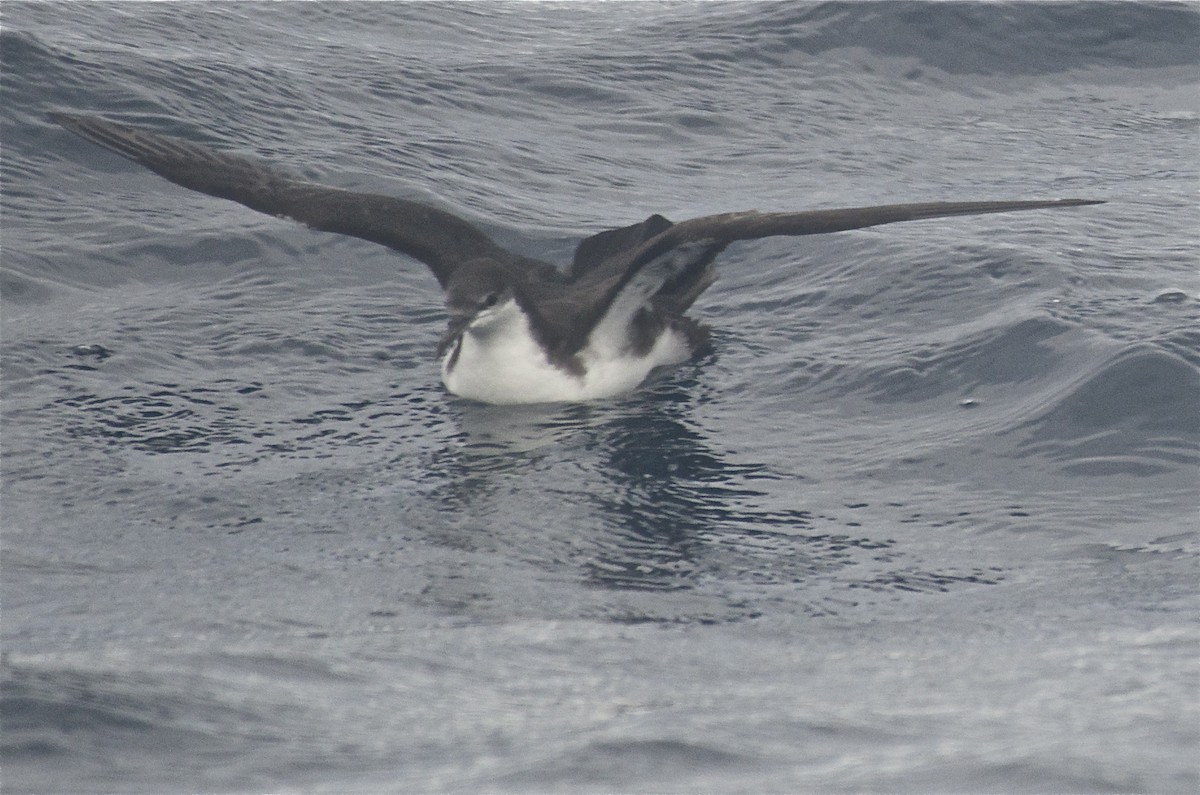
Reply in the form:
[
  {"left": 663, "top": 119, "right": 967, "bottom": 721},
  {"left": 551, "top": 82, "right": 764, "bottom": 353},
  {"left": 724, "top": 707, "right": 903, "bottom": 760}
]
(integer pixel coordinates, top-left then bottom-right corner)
[{"left": 2, "top": 2, "right": 1198, "bottom": 793}]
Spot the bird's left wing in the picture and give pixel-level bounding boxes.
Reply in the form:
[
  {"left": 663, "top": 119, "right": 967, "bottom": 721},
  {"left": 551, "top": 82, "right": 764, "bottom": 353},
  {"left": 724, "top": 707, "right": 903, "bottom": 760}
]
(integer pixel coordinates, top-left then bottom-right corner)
[
  {"left": 660, "top": 199, "right": 1104, "bottom": 245},
  {"left": 563, "top": 198, "right": 1104, "bottom": 353},
  {"left": 599, "top": 198, "right": 1105, "bottom": 303}
]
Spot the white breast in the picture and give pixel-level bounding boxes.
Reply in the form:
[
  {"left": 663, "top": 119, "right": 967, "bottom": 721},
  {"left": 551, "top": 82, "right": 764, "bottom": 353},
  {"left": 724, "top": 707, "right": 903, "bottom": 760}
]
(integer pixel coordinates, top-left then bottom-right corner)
[{"left": 439, "top": 299, "right": 689, "bottom": 405}]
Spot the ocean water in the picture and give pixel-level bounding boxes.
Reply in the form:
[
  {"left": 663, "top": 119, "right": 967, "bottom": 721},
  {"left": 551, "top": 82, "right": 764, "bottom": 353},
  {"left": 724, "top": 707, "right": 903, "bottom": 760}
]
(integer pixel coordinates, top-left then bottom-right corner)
[{"left": 2, "top": 2, "right": 1197, "bottom": 792}]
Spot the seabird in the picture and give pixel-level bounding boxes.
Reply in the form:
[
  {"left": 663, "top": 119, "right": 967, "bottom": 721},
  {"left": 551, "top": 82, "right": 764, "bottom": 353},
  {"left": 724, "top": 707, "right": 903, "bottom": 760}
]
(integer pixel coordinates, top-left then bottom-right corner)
[{"left": 51, "top": 112, "right": 1102, "bottom": 404}]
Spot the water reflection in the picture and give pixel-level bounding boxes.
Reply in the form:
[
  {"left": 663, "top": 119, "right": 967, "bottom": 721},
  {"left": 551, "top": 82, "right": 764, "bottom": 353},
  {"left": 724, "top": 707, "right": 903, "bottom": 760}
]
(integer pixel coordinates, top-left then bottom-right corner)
[{"left": 424, "top": 372, "right": 873, "bottom": 599}]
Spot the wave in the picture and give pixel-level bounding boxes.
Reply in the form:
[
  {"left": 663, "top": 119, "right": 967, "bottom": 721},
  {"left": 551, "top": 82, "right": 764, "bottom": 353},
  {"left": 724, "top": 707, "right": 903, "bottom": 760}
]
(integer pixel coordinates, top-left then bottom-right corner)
[{"left": 1012, "top": 345, "right": 1200, "bottom": 476}]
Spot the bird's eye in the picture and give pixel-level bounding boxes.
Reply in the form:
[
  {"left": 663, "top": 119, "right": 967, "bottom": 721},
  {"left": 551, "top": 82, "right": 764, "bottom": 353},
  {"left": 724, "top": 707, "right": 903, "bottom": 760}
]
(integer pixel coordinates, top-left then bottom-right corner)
[{"left": 480, "top": 293, "right": 499, "bottom": 310}]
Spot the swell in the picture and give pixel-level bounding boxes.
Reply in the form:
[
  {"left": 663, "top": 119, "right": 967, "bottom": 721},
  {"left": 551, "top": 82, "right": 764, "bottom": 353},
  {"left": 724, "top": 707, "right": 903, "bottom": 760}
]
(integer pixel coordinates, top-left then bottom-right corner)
[{"left": 1008, "top": 344, "right": 1200, "bottom": 476}]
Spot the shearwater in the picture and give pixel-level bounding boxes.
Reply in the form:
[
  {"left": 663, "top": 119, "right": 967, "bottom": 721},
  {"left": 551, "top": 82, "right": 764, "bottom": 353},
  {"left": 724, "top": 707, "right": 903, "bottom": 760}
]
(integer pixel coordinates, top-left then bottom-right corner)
[{"left": 52, "top": 113, "right": 1103, "bottom": 405}]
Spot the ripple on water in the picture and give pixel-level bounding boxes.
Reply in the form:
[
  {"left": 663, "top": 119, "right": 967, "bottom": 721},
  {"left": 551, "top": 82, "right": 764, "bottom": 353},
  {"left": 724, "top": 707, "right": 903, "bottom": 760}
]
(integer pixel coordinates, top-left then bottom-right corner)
[{"left": 1012, "top": 345, "right": 1200, "bottom": 476}]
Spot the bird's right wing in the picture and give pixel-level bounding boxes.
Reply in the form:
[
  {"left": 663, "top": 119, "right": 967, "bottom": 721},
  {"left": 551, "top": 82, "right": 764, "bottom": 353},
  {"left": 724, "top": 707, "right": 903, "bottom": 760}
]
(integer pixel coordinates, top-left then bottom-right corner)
[{"left": 51, "top": 113, "right": 508, "bottom": 287}]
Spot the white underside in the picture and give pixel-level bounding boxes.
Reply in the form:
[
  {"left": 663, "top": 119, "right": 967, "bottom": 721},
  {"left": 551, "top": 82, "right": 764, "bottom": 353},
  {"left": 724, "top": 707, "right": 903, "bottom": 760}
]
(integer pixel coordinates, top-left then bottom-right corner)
[{"left": 440, "top": 300, "right": 690, "bottom": 405}]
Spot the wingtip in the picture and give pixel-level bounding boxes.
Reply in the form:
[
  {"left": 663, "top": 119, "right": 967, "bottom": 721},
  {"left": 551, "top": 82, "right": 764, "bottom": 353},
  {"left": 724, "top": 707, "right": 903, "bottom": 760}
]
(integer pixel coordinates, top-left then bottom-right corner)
[{"left": 48, "top": 111, "right": 92, "bottom": 134}]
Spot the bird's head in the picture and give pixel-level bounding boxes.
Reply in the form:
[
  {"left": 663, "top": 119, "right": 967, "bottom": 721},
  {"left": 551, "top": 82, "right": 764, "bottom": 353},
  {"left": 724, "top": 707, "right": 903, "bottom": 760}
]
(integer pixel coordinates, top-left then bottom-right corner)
[{"left": 438, "top": 259, "right": 519, "bottom": 355}]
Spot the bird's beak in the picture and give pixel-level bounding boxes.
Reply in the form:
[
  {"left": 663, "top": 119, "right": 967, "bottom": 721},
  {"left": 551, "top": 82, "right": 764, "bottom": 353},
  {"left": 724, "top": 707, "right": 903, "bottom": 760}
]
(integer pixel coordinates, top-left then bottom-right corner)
[{"left": 437, "top": 311, "right": 472, "bottom": 356}]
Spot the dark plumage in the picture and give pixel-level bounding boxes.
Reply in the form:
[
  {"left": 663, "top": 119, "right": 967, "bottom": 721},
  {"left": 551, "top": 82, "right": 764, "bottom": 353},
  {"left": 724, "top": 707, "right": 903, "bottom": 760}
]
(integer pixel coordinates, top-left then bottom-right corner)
[{"left": 52, "top": 112, "right": 1103, "bottom": 403}]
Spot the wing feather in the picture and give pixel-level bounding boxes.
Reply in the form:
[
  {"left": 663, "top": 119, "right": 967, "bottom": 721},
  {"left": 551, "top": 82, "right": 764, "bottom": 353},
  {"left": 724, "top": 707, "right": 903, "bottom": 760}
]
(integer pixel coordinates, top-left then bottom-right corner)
[
  {"left": 51, "top": 113, "right": 507, "bottom": 286},
  {"left": 601, "top": 198, "right": 1105, "bottom": 295},
  {"left": 567, "top": 198, "right": 1103, "bottom": 355},
  {"left": 665, "top": 199, "right": 1104, "bottom": 243}
]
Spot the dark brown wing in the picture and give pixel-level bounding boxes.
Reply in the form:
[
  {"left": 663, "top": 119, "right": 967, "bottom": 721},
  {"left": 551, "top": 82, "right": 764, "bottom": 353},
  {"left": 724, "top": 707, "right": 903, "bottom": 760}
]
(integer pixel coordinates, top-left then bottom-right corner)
[
  {"left": 560, "top": 198, "right": 1105, "bottom": 354},
  {"left": 663, "top": 199, "right": 1105, "bottom": 245},
  {"left": 570, "top": 214, "right": 674, "bottom": 278},
  {"left": 601, "top": 198, "right": 1105, "bottom": 298},
  {"left": 51, "top": 112, "right": 509, "bottom": 287}
]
